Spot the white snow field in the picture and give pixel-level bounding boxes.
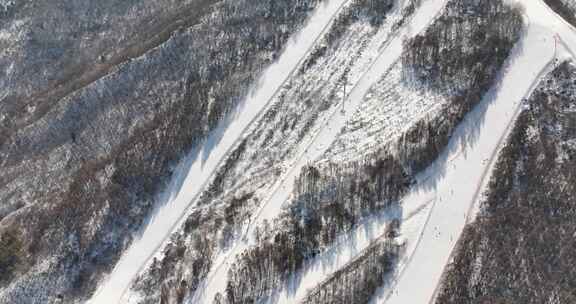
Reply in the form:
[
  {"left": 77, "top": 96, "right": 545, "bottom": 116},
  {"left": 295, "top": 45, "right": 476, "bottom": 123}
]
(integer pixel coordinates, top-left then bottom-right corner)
[
  {"left": 87, "top": 0, "right": 353, "bottom": 302},
  {"left": 193, "top": 0, "right": 449, "bottom": 303},
  {"left": 376, "top": 1, "right": 576, "bottom": 303}
]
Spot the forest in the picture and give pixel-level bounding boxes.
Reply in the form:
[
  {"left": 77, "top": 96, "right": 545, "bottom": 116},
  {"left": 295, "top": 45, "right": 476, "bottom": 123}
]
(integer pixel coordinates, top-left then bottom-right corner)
[
  {"left": 0, "top": 0, "right": 527, "bottom": 303},
  {"left": 301, "top": 220, "right": 403, "bottom": 304},
  {"left": 543, "top": 0, "right": 576, "bottom": 28},
  {"left": 221, "top": 155, "right": 409, "bottom": 304},
  {"left": 0, "top": 229, "right": 23, "bottom": 285},
  {"left": 0, "top": 0, "right": 323, "bottom": 302},
  {"left": 435, "top": 61, "right": 576, "bottom": 304}
]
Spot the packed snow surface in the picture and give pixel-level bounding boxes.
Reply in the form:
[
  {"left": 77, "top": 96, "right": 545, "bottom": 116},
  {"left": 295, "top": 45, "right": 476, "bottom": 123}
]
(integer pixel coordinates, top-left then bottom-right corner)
[{"left": 377, "top": 1, "right": 576, "bottom": 303}]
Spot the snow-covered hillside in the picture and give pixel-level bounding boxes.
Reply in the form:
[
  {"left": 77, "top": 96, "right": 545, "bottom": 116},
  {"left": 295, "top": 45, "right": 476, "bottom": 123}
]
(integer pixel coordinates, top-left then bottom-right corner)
[
  {"left": 88, "top": 1, "right": 354, "bottom": 302},
  {"left": 3, "top": 0, "right": 576, "bottom": 303}
]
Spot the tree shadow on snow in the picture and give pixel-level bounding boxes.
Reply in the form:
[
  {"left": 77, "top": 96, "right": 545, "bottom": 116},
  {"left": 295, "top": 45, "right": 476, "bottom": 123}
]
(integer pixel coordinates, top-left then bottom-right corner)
[{"left": 262, "top": 203, "right": 403, "bottom": 304}]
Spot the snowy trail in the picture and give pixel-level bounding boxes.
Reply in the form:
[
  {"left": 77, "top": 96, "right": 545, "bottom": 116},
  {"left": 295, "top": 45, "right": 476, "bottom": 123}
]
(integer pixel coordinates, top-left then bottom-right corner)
[
  {"left": 194, "top": 0, "right": 449, "bottom": 303},
  {"left": 418, "top": 2, "right": 576, "bottom": 303},
  {"left": 88, "top": 1, "right": 352, "bottom": 302},
  {"left": 376, "top": 3, "right": 576, "bottom": 302}
]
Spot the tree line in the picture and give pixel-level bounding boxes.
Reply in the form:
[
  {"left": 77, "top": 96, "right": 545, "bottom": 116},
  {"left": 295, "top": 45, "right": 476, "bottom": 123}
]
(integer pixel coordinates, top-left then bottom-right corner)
[
  {"left": 302, "top": 220, "right": 403, "bottom": 304},
  {"left": 221, "top": 151, "right": 409, "bottom": 304}
]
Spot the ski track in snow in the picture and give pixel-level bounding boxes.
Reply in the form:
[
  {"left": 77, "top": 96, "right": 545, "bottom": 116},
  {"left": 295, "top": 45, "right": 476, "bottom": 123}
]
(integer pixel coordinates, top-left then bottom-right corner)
[
  {"left": 375, "top": 1, "right": 576, "bottom": 303},
  {"left": 88, "top": 0, "right": 353, "bottom": 302},
  {"left": 193, "top": 0, "right": 450, "bottom": 303}
]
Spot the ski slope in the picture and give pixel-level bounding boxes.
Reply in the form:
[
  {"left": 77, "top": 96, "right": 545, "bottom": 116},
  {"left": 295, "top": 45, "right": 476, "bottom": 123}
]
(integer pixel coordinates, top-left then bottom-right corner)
[
  {"left": 376, "top": 1, "right": 576, "bottom": 303},
  {"left": 87, "top": 1, "right": 352, "bottom": 302},
  {"left": 88, "top": 1, "right": 576, "bottom": 304},
  {"left": 277, "top": 4, "right": 568, "bottom": 304},
  {"left": 194, "top": 0, "right": 449, "bottom": 302}
]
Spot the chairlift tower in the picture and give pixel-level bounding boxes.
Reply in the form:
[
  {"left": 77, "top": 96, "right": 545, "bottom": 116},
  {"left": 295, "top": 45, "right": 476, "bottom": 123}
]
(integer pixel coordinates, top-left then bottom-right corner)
[
  {"left": 341, "top": 67, "right": 350, "bottom": 114},
  {"left": 553, "top": 34, "right": 559, "bottom": 64},
  {"left": 341, "top": 80, "right": 346, "bottom": 113}
]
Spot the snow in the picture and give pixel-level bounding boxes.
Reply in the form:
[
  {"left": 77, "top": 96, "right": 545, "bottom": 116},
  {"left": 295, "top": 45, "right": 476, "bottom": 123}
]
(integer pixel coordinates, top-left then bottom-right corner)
[
  {"left": 193, "top": 0, "right": 449, "bottom": 302},
  {"left": 374, "top": 1, "right": 576, "bottom": 302},
  {"left": 323, "top": 62, "right": 447, "bottom": 164},
  {"left": 88, "top": 0, "right": 353, "bottom": 302},
  {"left": 276, "top": 198, "right": 435, "bottom": 304},
  {"left": 191, "top": 0, "right": 420, "bottom": 211},
  {"left": 251, "top": 2, "right": 576, "bottom": 304},
  {"left": 0, "top": 0, "right": 14, "bottom": 11}
]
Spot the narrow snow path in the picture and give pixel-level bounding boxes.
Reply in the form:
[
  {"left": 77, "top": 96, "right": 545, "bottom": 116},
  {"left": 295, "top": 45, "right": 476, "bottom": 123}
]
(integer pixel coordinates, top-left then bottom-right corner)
[
  {"left": 88, "top": 1, "right": 352, "bottom": 303},
  {"left": 375, "top": 2, "right": 576, "bottom": 302},
  {"left": 194, "top": 0, "right": 449, "bottom": 303}
]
